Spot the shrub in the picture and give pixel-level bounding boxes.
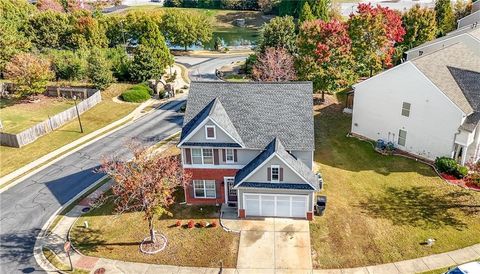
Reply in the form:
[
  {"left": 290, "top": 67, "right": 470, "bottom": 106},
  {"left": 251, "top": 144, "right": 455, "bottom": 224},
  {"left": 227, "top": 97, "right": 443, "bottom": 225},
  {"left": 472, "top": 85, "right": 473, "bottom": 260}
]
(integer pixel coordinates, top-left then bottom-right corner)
[
  {"left": 187, "top": 220, "right": 195, "bottom": 229},
  {"left": 198, "top": 221, "right": 207, "bottom": 228},
  {"left": 175, "top": 220, "right": 181, "bottom": 227},
  {"left": 120, "top": 83, "right": 152, "bottom": 103},
  {"left": 435, "top": 157, "right": 458, "bottom": 174},
  {"left": 456, "top": 166, "right": 468, "bottom": 178},
  {"left": 210, "top": 220, "right": 217, "bottom": 228}
]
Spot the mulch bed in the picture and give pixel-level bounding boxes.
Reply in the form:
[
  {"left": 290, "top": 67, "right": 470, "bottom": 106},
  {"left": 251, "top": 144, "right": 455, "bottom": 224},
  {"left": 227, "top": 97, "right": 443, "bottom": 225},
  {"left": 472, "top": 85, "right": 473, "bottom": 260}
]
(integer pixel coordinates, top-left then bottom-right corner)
[{"left": 440, "top": 173, "right": 480, "bottom": 191}]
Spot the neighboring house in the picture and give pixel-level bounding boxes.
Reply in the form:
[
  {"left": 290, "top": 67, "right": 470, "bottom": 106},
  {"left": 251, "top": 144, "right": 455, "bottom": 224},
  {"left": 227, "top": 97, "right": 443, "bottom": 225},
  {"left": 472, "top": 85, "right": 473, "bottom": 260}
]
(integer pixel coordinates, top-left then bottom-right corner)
[
  {"left": 350, "top": 41, "right": 480, "bottom": 165},
  {"left": 474, "top": 0, "right": 480, "bottom": 13},
  {"left": 178, "top": 82, "right": 320, "bottom": 220},
  {"left": 458, "top": 9, "right": 479, "bottom": 29},
  {"left": 404, "top": 25, "right": 480, "bottom": 60}
]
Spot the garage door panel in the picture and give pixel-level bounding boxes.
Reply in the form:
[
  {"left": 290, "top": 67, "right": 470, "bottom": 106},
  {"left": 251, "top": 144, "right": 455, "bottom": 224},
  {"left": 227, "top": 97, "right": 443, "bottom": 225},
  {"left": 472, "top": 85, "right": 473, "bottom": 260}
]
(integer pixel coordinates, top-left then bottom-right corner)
[{"left": 244, "top": 193, "right": 308, "bottom": 219}]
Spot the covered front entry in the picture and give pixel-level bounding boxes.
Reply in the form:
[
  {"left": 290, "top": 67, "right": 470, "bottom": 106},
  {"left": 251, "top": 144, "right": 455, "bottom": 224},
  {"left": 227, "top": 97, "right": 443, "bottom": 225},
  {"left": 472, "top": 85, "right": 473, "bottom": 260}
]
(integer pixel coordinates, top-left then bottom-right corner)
[{"left": 243, "top": 193, "right": 308, "bottom": 218}]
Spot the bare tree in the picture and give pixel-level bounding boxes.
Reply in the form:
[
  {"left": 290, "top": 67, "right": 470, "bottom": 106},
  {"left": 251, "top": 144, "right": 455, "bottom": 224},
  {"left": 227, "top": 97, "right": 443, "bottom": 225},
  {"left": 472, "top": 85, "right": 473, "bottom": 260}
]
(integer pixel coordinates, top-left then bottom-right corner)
[{"left": 252, "top": 47, "right": 297, "bottom": 82}]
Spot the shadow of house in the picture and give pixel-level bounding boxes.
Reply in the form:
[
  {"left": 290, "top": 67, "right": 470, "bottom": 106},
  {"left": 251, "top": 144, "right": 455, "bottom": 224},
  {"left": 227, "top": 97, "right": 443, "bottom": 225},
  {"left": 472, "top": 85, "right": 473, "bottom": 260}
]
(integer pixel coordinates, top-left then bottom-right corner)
[{"left": 357, "top": 186, "right": 480, "bottom": 230}]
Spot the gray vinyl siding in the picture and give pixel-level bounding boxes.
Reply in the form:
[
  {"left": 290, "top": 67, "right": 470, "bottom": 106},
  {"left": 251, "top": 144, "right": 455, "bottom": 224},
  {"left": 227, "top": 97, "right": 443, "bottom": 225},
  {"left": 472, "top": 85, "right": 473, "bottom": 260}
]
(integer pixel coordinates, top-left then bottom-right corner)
[
  {"left": 290, "top": 150, "right": 313, "bottom": 169},
  {"left": 188, "top": 121, "right": 237, "bottom": 144},
  {"left": 246, "top": 156, "right": 305, "bottom": 183},
  {"left": 237, "top": 188, "right": 314, "bottom": 212},
  {"left": 219, "top": 149, "right": 260, "bottom": 165}
]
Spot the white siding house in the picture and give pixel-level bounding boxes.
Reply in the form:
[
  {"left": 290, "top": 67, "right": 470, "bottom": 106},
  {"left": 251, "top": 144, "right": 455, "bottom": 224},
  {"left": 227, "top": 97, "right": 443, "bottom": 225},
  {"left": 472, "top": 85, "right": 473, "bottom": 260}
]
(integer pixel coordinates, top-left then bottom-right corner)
[{"left": 351, "top": 42, "right": 480, "bottom": 165}]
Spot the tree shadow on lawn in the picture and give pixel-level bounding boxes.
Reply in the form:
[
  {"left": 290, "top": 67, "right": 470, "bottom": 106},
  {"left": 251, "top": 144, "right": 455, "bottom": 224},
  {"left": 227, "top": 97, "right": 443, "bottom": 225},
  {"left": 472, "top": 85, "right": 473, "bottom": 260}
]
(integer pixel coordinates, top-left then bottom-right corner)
[
  {"left": 357, "top": 186, "right": 480, "bottom": 230},
  {"left": 313, "top": 101, "right": 436, "bottom": 177}
]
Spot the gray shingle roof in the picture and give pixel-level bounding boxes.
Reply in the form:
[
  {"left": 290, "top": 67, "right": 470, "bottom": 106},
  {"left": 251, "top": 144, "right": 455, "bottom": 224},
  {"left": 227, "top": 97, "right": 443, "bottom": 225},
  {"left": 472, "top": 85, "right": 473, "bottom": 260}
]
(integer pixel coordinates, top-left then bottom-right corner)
[
  {"left": 237, "top": 182, "right": 315, "bottom": 190},
  {"left": 182, "top": 82, "right": 314, "bottom": 151},
  {"left": 234, "top": 138, "right": 318, "bottom": 190},
  {"left": 182, "top": 142, "right": 242, "bottom": 147},
  {"left": 412, "top": 43, "right": 480, "bottom": 115}
]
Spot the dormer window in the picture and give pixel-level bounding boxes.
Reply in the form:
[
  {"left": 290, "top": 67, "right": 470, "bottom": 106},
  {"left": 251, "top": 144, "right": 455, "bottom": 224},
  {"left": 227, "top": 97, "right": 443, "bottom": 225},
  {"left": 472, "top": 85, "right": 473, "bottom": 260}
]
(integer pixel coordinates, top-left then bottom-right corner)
[
  {"left": 271, "top": 165, "right": 280, "bottom": 182},
  {"left": 205, "top": 125, "right": 216, "bottom": 139}
]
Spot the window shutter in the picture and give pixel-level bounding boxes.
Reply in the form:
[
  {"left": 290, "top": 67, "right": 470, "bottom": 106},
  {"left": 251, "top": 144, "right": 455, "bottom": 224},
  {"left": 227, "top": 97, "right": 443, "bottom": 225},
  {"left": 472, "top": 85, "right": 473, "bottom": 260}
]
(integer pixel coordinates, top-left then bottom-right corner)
[
  {"left": 185, "top": 148, "right": 191, "bottom": 164},
  {"left": 267, "top": 167, "right": 271, "bottom": 181},
  {"left": 280, "top": 167, "right": 284, "bottom": 181},
  {"left": 213, "top": 149, "right": 219, "bottom": 165},
  {"left": 222, "top": 149, "right": 226, "bottom": 162},
  {"left": 234, "top": 149, "right": 238, "bottom": 162}
]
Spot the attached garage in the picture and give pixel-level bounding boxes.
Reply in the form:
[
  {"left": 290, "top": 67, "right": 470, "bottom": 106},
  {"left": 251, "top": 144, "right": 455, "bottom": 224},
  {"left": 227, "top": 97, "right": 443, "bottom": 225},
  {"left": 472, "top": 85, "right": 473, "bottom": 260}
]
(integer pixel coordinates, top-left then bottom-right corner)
[{"left": 243, "top": 193, "right": 308, "bottom": 218}]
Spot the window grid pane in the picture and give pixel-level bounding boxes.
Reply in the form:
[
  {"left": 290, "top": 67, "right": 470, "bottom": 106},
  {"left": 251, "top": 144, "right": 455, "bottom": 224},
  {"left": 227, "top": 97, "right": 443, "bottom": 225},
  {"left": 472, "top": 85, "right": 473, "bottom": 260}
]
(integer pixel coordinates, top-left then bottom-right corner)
[
  {"left": 203, "top": 149, "right": 213, "bottom": 164},
  {"left": 206, "top": 126, "right": 215, "bottom": 138},
  {"left": 271, "top": 167, "right": 279, "bottom": 181},
  {"left": 192, "top": 149, "right": 202, "bottom": 164},
  {"left": 226, "top": 149, "right": 234, "bottom": 162},
  {"left": 398, "top": 130, "right": 407, "bottom": 146},
  {"left": 401, "top": 102, "right": 411, "bottom": 117}
]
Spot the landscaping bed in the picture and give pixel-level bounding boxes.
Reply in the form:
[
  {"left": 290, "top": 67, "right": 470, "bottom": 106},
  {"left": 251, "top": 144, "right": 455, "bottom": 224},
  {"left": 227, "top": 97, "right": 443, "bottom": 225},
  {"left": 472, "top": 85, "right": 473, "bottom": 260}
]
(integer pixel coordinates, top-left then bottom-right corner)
[
  {"left": 310, "top": 94, "right": 480, "bottom": 268},
  {"left": 70, "top": 189, "right": 239, "bottom": 268},
  {"left": 0, "top": 84, "right": 138, "bottom": 177}
]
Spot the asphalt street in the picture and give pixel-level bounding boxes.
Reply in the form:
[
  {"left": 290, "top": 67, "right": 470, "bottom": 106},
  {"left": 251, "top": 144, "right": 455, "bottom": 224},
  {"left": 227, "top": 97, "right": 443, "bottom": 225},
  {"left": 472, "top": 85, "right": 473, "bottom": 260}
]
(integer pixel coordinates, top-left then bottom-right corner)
[{"left": 0, "top": 55, "right": 247, "bottom": 274}]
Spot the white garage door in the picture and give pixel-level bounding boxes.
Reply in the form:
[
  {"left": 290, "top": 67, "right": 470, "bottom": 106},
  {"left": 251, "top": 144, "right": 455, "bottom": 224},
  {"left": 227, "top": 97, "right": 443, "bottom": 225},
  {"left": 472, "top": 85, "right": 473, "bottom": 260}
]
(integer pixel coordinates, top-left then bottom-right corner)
[{"left": 244, "top": 194, "right": 308, "bottom": 218}]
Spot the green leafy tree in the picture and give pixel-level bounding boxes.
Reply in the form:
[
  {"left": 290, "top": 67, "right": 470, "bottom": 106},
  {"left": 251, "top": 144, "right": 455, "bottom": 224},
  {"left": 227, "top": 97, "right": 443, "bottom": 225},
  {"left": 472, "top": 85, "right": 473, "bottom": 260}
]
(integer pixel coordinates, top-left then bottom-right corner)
[
  {"left": 27, "top": 11, "right": 70, "bottom": 50},
  {"left": 47, "top": 49, "right": 88, "bottom": 81},
  {"left": 348, "top": 3, "right": 405, "bottom": 76},
  {"left": 68, "top": 10, "right": 108, "bottom": 49},
  {"left": 87, "top": 48, "right": 113, "bottom": 90},
  {"left": 161, "top": 9, "right": 213, "bottom": 51},
  {"left": 299, "top": 1, "right": 315, "bottom": 23},
  {"left": 296, "top": 19, "right": 357, "bottom": 95},
  {"left": 36, "top": 0, "right": 64, "bottom": 11},
  {"left": 4, "top": 53, "right": 54, "bottom": 97},
  {"left": 454, "top": 0, "right": 472, "bottom": 22},
  {"left": 259, "top": 16, "right": 297, "bottom": 53},
  {"left": 309, "top": 0, "right": 330, "bottom": 21},
  {"left": 401, "top": 5, "right": 437, "bottom": 49},
  {"left": 130, "top": 19, "right": 173, "bottom": 82},
  {"left": 435, "top": 0, "right": 456, "bottom": 36},
  {"left": 107, "top": 46, "right": 131, "bottom": 81},
  {"left": 278, "top": 0, "right": 302, "bottom": 17}
]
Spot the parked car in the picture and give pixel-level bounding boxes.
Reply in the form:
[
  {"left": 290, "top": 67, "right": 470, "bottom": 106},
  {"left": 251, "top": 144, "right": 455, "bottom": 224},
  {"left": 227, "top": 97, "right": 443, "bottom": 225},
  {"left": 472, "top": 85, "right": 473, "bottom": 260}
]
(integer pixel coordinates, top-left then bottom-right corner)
[{"left": 444, "top": 261, "right": 480, "bottom": 274}]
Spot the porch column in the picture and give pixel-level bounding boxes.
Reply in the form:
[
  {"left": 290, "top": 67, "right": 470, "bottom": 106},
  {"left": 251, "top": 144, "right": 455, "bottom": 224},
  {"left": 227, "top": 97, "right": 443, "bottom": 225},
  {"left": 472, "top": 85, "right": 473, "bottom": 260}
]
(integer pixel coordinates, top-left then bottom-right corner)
[{"left": 461, "top": 145, "right": 468, "bottom": 165}]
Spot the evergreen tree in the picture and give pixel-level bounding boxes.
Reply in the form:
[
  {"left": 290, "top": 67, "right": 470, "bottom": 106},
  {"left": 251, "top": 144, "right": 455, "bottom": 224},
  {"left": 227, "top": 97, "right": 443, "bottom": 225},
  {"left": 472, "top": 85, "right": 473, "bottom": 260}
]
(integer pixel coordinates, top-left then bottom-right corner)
[
  {"left": 87, "top": 48, "right": 113, "bottom": 90},
  {"left": 299, "top": 2, "right": 315, "bottom": 23},
  {"left": 27, "top": 11, "right": 70, "bottom": 50},
  {"left": 130, "top": 19, "right": 172, "bottom": 82},
  {"left": 435, "top": 0, "right": 456, "bottom": 36},
  {"left": 309, "top": 0, "right": 330, "bottom": 21}
]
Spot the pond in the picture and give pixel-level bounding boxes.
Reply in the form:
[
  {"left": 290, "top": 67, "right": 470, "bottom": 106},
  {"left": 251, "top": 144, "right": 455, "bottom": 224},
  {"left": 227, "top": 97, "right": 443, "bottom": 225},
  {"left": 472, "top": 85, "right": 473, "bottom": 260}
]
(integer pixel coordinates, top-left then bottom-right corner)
[{"left": 168, "top": 26, "right": 260, "bottom": 51}]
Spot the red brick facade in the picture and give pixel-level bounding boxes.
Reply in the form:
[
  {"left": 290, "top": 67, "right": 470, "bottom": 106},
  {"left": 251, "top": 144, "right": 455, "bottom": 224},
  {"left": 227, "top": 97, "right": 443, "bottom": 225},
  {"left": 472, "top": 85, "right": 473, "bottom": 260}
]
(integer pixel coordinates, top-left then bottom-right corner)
[{"left": 184, "top": 168, "right": 239, "bottom": 205}]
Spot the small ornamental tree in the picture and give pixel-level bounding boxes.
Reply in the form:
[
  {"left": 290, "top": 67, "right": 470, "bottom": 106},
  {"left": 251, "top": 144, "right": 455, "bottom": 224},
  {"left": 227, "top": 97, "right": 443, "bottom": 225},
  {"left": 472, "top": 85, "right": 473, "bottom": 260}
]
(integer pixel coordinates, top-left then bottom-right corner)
[
  {"left": 296, "top": 19, "right": 357, "bottom": 95},
  {"left": 87, "top": 48, "right": 113, "bottom": 90},
  {"left": 98, "top": 142, "right": 191, "bottom": 246},
  {"left": 401, "top": 5, "right": 438, "bottom": 49},
  {"left": 348, "top": 3, "right": 405, "bottom": 76},
  {"left": 252, "top": 47, "right": 296, "bottom": 82},
  {"left": 299, "top": 2, "right": 315, "bottom": 23},
  {"left": 4, "top": 53, "right": 54, "bottom": 97}
]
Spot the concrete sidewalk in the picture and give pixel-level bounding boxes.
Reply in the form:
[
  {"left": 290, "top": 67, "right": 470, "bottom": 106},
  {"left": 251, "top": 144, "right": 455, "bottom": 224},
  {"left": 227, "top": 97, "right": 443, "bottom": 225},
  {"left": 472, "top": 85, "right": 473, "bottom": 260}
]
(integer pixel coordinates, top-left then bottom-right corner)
[{"left": 0, "top": 64, "right": 188, "bottom": 191}]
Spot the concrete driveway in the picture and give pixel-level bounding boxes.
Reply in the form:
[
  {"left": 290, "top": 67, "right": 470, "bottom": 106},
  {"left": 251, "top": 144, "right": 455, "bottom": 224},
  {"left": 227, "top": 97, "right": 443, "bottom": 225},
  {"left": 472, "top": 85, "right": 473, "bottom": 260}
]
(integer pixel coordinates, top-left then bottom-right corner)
[{"left": 236, "top": 218, "right": 312, "bottom": 272}]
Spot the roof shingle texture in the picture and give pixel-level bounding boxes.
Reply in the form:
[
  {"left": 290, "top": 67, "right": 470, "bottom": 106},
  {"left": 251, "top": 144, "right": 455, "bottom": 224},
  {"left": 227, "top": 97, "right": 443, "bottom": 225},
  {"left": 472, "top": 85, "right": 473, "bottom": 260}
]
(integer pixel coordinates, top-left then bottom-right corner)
[
  {"left": 183, "top": 82, "right": 314, "bottom": 151},
  {"left": 412, "top": 43, "right": 480, "bottom": 115}
]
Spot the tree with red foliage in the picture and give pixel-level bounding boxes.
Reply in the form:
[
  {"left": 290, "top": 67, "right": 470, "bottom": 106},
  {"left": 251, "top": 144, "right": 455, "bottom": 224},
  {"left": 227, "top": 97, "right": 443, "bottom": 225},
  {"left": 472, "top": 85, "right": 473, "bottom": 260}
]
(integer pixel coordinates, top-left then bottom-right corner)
[
  {"left": 36, "top": 0, "right": 64, "bottom": 12},
  {"left": 97, "top": 142, "right": 191, "bottom": 247},
  {"left": 296, "top": 19, "right": 357, "bottom": 96},
  {"left": 348, "top": 3, "right": 405, "bottom": 76},
  {"left": 252, "top": 47, "right": 296, "bottom": 82}
]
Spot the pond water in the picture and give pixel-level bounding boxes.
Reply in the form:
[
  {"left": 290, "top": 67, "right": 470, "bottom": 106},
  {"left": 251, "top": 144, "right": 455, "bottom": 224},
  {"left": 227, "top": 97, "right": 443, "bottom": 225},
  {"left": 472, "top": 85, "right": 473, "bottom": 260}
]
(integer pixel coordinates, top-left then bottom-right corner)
[{"left": 168, "top": 27, "right": 260, "bottom": 51}]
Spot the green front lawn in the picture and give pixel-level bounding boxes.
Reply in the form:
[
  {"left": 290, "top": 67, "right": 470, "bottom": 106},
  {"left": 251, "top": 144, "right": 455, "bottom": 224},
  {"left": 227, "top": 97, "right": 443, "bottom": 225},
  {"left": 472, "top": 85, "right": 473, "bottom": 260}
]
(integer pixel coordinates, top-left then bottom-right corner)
[
  {"left": 0, "top": 84, "right": 138, "bottom": 177},
  {"left": 310, "top": 95, "right": 480, "bottom": 268},
  {"left": 0, "top": 96, "right": 75, "bottom": 134},
  {"left": 70, "top": 189, "right": 239, "bottom": 268}
]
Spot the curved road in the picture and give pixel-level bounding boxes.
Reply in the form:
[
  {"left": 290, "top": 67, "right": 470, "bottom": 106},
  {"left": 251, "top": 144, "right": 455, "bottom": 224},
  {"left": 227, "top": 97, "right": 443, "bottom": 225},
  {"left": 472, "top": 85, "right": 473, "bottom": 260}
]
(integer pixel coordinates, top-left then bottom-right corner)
[{"left": 0, "top": 55, "right": 247, "bottom": 274}]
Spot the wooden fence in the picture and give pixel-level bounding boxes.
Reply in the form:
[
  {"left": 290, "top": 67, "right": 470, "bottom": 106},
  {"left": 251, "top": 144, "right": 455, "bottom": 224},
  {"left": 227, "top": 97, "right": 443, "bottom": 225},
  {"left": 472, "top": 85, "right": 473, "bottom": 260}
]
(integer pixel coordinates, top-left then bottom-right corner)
[
  {"left": 45, "top": 86, "right": 98, "bottom": 99},
  {"left": 0, "top": 91, "right": 102, "bottom": 148}
]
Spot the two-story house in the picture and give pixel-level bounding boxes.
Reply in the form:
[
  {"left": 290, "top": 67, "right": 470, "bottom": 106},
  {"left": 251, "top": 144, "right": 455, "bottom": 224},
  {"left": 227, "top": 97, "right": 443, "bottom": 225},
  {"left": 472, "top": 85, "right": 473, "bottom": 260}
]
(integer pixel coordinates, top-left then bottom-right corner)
[
  {"left": 178, "top": 82, "right": 319, "bottom": 220},
  {"left": 350, "top": 40, "right": 480, "bottom": 165}
]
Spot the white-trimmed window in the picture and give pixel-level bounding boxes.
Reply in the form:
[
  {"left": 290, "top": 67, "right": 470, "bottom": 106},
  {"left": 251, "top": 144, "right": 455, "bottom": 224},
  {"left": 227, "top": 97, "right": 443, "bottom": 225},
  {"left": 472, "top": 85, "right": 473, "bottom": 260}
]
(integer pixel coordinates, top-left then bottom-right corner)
[
  {"left": 192, "top": 148, "right": 202, "bottom": 164},
  {"left": 271, "top": 165, "right": 280, "bottom": 182},
  {"left": 398, "top": 129, "right": 407, "bottom": 146},
  {"left": 193, "top": 180, "right": 216, "bottom": 198},
  {"left": 225, "top": 149, "right": 234, "bottom": 163},
  {"left": 401, "top": 102, "right": 411, "bottom": 117},
  {"left": 205, "top": 125, "right": 216, "bottom": 139},
  {"left": 202, "top": 148, "right": 213, "bottom": 164}
]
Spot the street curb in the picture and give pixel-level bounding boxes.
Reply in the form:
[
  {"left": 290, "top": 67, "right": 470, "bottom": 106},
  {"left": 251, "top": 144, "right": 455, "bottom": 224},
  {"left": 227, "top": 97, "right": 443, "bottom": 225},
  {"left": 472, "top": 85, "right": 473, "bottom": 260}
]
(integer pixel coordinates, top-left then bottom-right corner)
[{"left": 0, "top": 97, "right": 184, "bottom": 193}]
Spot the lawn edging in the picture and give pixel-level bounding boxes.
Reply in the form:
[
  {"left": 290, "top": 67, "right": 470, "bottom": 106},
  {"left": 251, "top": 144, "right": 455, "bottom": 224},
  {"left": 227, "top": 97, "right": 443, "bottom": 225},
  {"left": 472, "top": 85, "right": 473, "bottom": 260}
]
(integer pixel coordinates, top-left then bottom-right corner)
[{"left": 346, "top": 132, "right": 479, "bottom": 192}]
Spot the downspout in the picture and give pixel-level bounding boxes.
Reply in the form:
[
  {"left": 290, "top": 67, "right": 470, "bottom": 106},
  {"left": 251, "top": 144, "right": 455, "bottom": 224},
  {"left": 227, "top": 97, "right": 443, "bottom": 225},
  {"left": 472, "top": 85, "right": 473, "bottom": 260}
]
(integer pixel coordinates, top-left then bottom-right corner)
[{"left": 452, "top": 129, "right": 461, "bottom": 159}]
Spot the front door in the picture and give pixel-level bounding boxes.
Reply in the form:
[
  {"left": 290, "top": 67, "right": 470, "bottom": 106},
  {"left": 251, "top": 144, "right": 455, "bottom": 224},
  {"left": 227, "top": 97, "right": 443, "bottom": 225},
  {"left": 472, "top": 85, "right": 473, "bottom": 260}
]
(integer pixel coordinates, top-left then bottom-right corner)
[{"left": 224, "top": 177, "right": 237, "bottom": 203}]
